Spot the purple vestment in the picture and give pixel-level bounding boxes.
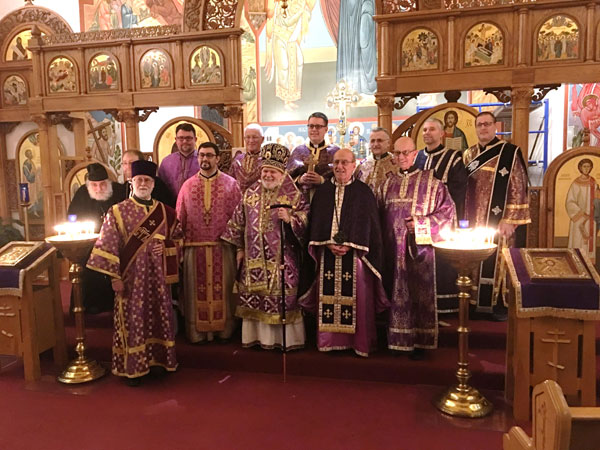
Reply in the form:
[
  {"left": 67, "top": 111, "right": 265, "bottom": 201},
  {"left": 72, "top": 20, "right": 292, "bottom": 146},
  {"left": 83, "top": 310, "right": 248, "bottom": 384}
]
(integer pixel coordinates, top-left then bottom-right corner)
[
  {"left": 229, "top": 152, "right": 261, "bottom": 192},
  {"left": 221, "top": 173, "right": 309, "bottom": 349},
  {"left": 87, "top": 198, "right": 182, "bottom": 378},
  {"left": 177, "top": 171, "right": 241, "bottom": 342},
  {"left": 286, "top": 142, "right": 339, "bottom": 177},
  {"left": 378, "top": 168, "right": 456, "bottom": 350},
  {"left": 158, "top": 150, "right": 200, "bottom": 198},
  {"left": 301, "top": 178, "right": 389, "bottom": 357}
]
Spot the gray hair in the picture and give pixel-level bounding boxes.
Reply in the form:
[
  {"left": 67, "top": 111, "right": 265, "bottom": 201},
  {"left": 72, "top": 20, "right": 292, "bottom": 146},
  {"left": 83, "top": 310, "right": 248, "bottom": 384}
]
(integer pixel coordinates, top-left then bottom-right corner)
[{"left": 244, "top": 123, "right": 263, "bottom": 136}]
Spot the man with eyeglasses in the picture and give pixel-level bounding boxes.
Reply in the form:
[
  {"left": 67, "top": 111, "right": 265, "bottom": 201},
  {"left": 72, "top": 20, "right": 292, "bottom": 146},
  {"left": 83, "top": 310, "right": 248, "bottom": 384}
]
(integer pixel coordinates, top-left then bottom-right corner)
[
  {"left": 379, "top": 136, "right": 455, "bottom": 360},
  {"left": 158, "top": 122, "right": 200, "bottom": 199},
  {"left": 177, "top": 142, "right": 242, "bottom": 344},
  {"left": 355, "top": 127, "right": 397, "bottom": 193},
  {"left": 229, "top": 123, "right": 264, "bottom": 192},
  {"left": 463, "top": 111, "right": 530, "bottom": 318},
  {"left": 300, "top": 148, "right": 388, "bottom": 357},
  {"left": 287, "top": 112, "right": 340, "bottom": 193},
  {"left": 416, "top": 118, "right": 468, "bottom": 315}
]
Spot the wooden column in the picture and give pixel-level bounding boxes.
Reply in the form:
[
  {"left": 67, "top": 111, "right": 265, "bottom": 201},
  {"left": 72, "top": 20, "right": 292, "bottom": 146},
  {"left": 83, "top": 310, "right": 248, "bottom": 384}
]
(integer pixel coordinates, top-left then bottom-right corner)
[
  {"left": 224, "top": 104, "right": 244, "bottom": 147},
  {"left": 375, "top": 95, "right": 395, "bottom": 135},
  {"left": 517, "top": 8, "right": 528, "bottom": 67},
  {"left": 586, "top": 2, "right": 595, "bottom": 62},
  {"left": 0, "top": 124, "right": 16, "bottom": 218},
  {"left": 118, "top": 109, "right": 140, "bottom": 150},
  {"left": 379, "top": 21, "right": 390, "bottom": 77},
  {"left": 447, "top": 16, "right": 455, "bottom": 72},
  {"left": 33, "top": 114, "right": 56, "bottom": 236},
  {"left": 511, "top": 85, "right": 533, "bottom": 160}
]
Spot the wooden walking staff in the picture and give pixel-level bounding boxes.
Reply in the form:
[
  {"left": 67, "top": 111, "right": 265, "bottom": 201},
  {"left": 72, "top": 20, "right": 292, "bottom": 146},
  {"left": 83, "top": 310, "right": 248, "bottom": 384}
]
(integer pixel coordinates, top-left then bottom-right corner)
[{"left": 270, "top": 202, "right": 293, "bottom": 382}]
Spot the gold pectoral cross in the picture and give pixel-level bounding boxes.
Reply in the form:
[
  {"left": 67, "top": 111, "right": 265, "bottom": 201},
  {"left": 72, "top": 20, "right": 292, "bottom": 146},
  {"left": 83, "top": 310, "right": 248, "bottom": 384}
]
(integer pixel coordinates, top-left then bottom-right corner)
[{"left": 306, "top": 152, "right": 318, "bottom": 172}]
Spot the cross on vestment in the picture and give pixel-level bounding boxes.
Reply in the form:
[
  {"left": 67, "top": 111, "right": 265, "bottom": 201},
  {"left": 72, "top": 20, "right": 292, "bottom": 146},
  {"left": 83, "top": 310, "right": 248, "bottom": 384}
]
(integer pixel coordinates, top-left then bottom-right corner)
[
  {"left": 149, "top": 220, "right": 155, "bottom": 226},
  {"left": 342, "top": 310, "right": 351, "bottom": 320},
  {"left": 343, "top": 271, "right": 352, "bottom": 281},
  {"left": 324, "top": 309, "right": 333, "bottom": 318},
  {"left": 324, "top": 270, "right": 334, "bottom": 280}
]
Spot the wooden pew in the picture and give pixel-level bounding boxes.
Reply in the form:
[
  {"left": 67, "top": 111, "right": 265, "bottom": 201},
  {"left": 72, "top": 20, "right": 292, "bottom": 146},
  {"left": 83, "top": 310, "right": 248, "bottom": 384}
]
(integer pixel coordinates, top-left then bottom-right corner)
[{"left": 503, "top": 380, "right": 600, "bottom": 450}]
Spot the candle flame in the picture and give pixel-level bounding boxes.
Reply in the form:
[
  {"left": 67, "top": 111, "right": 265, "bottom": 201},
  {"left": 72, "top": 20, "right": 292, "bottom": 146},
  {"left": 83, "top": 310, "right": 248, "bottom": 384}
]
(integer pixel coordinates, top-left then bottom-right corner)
[
  {"left": 54, "top": 221, "right": 96, "bottom": 239},
  {"left": 437, "top": 226, "right": 496, "bottom": 250}
]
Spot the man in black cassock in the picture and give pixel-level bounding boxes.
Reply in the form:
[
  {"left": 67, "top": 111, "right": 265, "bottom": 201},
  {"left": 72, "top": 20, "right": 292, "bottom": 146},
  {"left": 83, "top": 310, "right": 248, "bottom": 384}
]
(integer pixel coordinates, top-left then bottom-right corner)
[
  {"left": 299, "top": 148, "right": 388, "bottom": 357},
  {"left": 122, "top": 150, "right": 175, "bottom": 208},
  {"left": 67, "top": 163, "right": 126, "bottom": 313}
]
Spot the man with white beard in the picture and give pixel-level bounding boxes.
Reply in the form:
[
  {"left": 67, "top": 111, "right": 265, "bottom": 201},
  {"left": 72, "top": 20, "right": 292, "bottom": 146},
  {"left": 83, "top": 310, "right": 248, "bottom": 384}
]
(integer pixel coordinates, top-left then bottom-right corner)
[{"left": 68, "top": 163, "right": 126, "bottom": 313}]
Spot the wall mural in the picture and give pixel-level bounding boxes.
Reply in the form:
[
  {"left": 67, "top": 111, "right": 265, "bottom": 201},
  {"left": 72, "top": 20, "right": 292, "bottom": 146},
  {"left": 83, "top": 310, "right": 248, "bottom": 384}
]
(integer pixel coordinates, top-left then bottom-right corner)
[
  {"left": 86, "top": 111, "right": 123, "bottom": 177},
  {"left": 3, "top": 75, "right": 28, "bottom": 106},
  {"left": 464, "top": 22, "right": 504, "bottom": 67},
  {"left": 537, "top": 15, "right": 579, "bottom": 62},
  {"left": 89, "top": 53, "right": 120, "bottom": 91},
  {"left": 568, "top": 84, "right": 600, "bottom": 148},
  {"left": 240, "top": 7, "right": 257, "bottom": 123},
  {"left": 48, "top": 57, "right": 77, "bottom": 93},
  {"left": 401, "top": 28, "right": 439, "bottom": 72},
  {"left": 190, "top": 46, "right": 222, "bottom": 85},
  {"left": 81, "top": 0, "right": 184, "bottom": 31},
  {"left": 140, "top": 49, "right": 171, "bottom": 88},
  {"left": 553, "top": 154, "right": 600, "bottom": 263}
]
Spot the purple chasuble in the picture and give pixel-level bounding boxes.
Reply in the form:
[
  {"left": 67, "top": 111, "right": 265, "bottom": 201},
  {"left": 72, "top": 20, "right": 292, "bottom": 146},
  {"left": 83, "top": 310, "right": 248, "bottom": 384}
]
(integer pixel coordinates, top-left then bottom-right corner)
[
  {"left": 229, "top": 152, "right": 262, "bottom": 192},
  {"left": 221, "top": 174, "right": 308, "bottom": 330},
  {"left": 87, "top": 198, "right": 183, "bottom": 378},
  {"left": 378, "top": 168, "right": 455, "bottom": 351},
  {"left": 158, "top": 150, "right": 200, "bottom": 199}
]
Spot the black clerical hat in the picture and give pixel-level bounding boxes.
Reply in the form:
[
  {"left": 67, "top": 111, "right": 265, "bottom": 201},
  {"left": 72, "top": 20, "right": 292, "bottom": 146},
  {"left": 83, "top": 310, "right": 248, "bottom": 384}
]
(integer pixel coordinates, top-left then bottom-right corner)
[
  {"left": 131, "top": 160, "right": 157, "bottom": 178},
  {"left": 87, "top": 163, "right": 108, "bottom": 181}
]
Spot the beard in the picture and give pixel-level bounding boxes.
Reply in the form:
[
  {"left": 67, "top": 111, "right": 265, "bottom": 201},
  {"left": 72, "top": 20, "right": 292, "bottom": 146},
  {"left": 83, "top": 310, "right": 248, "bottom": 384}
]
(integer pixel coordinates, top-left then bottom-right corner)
[{"left": 87, "top": 181, "right": 113, "bottom": 202}]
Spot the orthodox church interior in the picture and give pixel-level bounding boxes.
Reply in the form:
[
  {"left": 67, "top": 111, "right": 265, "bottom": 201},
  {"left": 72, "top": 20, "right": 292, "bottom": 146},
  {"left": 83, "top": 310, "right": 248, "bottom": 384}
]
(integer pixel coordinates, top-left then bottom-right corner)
[{"left": 1, "top": 0, "right": 600, "bottom": 449}]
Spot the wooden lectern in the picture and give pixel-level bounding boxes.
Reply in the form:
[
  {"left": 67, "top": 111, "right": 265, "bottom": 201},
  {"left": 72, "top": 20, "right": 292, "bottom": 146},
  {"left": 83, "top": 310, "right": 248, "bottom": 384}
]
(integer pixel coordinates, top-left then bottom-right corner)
[
  {"left": 0, "top": 241, "right": 67, "bottom": 381},
  {"left": 503, "top": 248, "right": 599, "bottom": 422}
]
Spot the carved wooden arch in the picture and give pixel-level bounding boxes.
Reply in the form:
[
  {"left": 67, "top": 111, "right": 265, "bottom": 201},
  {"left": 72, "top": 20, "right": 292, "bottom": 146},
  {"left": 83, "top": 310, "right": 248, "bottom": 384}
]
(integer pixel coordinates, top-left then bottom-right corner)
[
  {"left": 459, "top": 20, "right": 507, "bottom": 69},
  {"left": 152, "top": 116, "right": 234, "bottom": 170},
  {"left": 533, "top": 12, "right": 583, "bottom": 64},
  {"left": 0, "top": 6, "right": 72, "bottom": 61},
  {"left": 183, "top": 0, "right": 245, "bottom": 32},
  {"left": 408, "top": 102, "right": 478, "bottom": 143},
  {"left": 540, "top": 145, "right": 600, "bottom": 249},
  {"left": 87, "top": 50, "right": 122, "bottom": 93},
  {"left": 64, "top": 159, "right": 117, "bottom": 206},
  {"left": 46, "top": 54, "right": 80, "bottom": 95},
  {"left": 397, "top": 26, "right": 443, "bottom": 74}
]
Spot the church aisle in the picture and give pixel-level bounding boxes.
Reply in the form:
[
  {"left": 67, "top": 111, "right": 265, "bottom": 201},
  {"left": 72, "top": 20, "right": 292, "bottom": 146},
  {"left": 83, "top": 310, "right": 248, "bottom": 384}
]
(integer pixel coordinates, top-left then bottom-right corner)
[{"left": 0, "top": 360, "right": 516, "bottom": 450}]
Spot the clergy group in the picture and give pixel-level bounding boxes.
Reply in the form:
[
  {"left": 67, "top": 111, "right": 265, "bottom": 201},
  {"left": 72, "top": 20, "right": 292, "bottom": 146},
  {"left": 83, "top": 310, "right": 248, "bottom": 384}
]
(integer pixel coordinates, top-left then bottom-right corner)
[{"left": 68, "top": 112, "right": 530, "bottom": 386}]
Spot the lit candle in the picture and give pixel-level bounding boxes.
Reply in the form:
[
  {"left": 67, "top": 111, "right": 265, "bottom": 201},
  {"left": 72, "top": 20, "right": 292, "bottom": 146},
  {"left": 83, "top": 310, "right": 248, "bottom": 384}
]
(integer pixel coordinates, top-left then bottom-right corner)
[{"left": 19, "top": 183, "right": 29, "bottom": 204}]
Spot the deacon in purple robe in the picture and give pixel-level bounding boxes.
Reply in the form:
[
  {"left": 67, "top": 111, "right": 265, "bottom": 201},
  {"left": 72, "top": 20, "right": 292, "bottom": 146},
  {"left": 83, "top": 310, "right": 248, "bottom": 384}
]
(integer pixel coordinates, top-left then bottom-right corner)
[
  {"left": 301, "top": 148, "right": 389, "bottom": 357},
  {"left": 221, "top": 143, "right": 309, "bottom": 350},
  {"left": 177, "top": 142, "right": 241, "bottom": 344},
  {"left": 157, "top": 122, "right": 200, "bottom": 199},
  {"left": 87, "top": 160, "right": 182, "bottom": 386},
  {"left": 229, "top": 123, "right": 264, "bottom": 192},
  {"left": 378, "top": 137, "right": 456, "bottom": 359},
  {"left": 286, "top": 112, "right": 339, "bottom": 195}
]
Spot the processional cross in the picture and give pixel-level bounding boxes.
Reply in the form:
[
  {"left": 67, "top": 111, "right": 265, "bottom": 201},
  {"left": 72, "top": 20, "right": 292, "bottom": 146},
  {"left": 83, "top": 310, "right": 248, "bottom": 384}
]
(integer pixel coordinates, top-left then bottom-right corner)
[
  {"left": 326, "top": 80, "right": 360, "bottom": 147},
  {"left": 87, "top": 118, "right": 112, "bottom": 164}
]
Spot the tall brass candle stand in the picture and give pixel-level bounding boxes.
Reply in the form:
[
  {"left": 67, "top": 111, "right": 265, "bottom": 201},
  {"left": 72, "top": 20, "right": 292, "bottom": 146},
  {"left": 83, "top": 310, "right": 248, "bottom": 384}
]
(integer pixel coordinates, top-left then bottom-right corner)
[
  {"left": 46, "top": 232, "right": 106, "bottom": 383},
  {"left": 433, "top": 240, "right": 496, "bottom": 418}
]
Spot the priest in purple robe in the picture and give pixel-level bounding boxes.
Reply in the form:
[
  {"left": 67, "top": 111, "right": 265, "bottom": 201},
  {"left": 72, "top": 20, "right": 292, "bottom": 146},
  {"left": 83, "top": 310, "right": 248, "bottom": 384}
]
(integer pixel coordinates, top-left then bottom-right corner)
[
  {"left": 157, "top": 122, "right": 200, "bottom": 199},
  {"left": 177, "top": 142, "right": 241, "bottom": 344},
  {"left": 87, "top": 160, "right": 182, "bottom": 386},
  {"left": 301, "top": 148, "right": 389, "bottom": 357},
  {"left": 286, "top": 112, "right": 339, "bottom": 195},
  {"left": 221, "top": 143, "right": 309, "bottom": 350},
  {"left": 378, "top": 137, "right": 456, "bottom": 359},
  {"left": 229, "top": 123, "right": 264, "bottom": 192}
]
